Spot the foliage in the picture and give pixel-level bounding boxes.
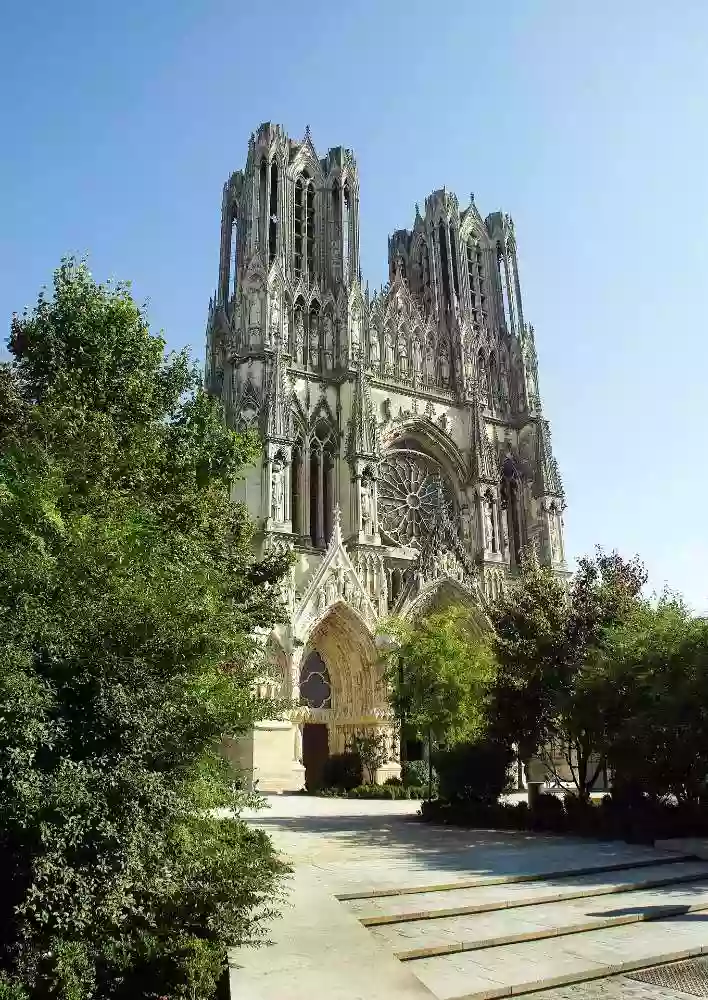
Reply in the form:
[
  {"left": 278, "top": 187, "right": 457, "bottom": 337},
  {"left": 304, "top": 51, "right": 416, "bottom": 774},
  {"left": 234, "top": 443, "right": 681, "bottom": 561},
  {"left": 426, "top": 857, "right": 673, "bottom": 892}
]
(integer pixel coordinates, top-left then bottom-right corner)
[
  {"left": 402, "top": 759, "right": 437, "bottom": 789},
  {"left": 317, "top": 784, "right": 427, "bottom": 800},
  {"left": 489, "top": 549, "right": 646, "bottom": 800},
  {"left": 322, "top": 752, "right": 363, "bottom": 791},
  {"left": 598, "top": 595, "right": 708, "bottom": 803},
  {"left": 434, "top": 739, "right": 513, "bottom": 805},
  {"left": 345, "top": 730, "right": 390, "bottom": 784},
  {"left": 0, "top": 260, "right": 292, "bottom": 999},
  {"left": 381, "top": 605, "right": 497, "bottom": 746}
]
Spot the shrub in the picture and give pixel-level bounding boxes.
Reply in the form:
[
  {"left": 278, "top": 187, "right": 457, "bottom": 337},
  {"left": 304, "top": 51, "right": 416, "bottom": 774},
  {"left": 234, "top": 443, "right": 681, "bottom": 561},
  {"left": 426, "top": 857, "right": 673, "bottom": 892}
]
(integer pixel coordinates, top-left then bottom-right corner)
[
  {"left": 323, "top": 752, "right": 363, "bottom": 791},
  {"left": 403, "top": 759, "right": 436, "bottom": 788},
  {"left": 384, "top": 776, "right": 403, "bottom": 786},
  {"left": 434, "top": 739, "right": 513, "bottom": 805},
  {"left": 529, "top": 793, "right": 566, "bottom": 832}
]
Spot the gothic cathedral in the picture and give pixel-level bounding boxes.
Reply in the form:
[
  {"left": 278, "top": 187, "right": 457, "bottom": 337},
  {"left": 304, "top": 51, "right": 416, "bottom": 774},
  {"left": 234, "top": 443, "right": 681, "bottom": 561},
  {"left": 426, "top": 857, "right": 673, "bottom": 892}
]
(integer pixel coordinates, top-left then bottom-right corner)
[{"left": 205, "top": 122, "right": 567, "bottom": 791}]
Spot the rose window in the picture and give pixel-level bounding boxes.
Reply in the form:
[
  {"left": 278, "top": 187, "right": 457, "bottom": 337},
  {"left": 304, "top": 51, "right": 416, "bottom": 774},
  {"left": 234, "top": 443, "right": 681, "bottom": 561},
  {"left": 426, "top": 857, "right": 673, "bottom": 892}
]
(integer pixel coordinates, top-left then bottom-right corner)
[{"left": 378, "top": 449, "right": 455, "bottom": 546}]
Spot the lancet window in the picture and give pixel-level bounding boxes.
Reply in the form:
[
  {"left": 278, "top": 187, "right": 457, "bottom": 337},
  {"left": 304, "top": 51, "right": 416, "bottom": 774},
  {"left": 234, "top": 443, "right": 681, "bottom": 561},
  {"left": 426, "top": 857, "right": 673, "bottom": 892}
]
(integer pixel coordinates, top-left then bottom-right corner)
[
  {"left": 501, "top": 458, "right": 523, "bottom": 567},
  {"left": 308, "top": 420, "right": 336, "bottom": 548},
  {"left": 467, "top": 238, "right": 488, "bottom": 327},
  {"left": 268, "top": 160, "right": 278, "bottom": 266}
]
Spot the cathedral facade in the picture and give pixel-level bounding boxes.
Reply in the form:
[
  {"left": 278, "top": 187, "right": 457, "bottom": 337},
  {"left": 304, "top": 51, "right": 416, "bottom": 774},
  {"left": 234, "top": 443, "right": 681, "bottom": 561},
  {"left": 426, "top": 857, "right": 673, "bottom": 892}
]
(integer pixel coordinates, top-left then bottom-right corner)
[{"left": 205, "top": 122, "right": 567, "bottom": 792}]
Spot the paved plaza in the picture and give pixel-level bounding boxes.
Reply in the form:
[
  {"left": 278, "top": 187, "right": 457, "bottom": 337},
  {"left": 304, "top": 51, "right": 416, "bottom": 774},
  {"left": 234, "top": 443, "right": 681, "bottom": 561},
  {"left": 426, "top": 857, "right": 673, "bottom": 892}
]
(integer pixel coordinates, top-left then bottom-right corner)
[{"left": 230, "top": 795, "right": 708, "bottom": 999}]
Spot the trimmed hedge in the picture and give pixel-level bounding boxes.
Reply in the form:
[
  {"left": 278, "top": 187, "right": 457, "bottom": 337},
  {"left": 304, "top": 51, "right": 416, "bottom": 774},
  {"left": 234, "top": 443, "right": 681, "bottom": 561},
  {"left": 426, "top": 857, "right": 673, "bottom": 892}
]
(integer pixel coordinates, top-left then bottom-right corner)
[
  {"left": 316, "top": 784, "right": 429, "bottom": 800},
  {"left": 420, "top": 792, "right": 708, "bottom": 844}
]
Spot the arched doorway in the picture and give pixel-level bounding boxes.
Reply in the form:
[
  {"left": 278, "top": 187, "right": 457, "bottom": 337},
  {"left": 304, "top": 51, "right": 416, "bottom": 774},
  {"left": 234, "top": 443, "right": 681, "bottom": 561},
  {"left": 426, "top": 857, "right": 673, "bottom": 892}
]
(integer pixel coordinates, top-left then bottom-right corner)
[{"left": 297, "top": 601, "right": 394, "bottom": 786}]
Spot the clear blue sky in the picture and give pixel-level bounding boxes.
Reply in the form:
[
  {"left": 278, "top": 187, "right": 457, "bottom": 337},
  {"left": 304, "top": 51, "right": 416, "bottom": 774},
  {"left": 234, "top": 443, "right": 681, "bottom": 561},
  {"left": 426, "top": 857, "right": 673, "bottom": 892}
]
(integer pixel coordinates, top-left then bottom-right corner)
[{"left": 2, "top": 1, "right": 707, "bottom": 611}]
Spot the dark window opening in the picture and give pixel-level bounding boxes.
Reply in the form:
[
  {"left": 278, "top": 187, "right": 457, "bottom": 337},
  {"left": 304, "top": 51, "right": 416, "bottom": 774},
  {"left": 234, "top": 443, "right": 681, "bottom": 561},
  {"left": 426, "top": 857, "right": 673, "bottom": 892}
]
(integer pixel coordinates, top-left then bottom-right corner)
[
  {"left": 306, "top": 182, "right": 315, "bottom": 276},
  {"left": 268, "top": 161, "right": 278, "bottom": 266},
  {"left": 451, "top": 228, "right": 460, "bottom": 301},
  {"left": 258, "top": 159, "right": 267, "bottom": 249},
  {"left": 294, "top": 179, "right": 304, "bottom": 276},
  {"left": 439, "top": 222, "right": 450, "bottom": 310}
]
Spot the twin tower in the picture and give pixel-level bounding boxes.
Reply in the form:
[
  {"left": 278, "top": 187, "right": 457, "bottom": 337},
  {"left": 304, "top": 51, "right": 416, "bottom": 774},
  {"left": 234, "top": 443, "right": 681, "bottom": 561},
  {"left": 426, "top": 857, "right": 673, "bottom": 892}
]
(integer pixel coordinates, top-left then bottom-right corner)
[{"left": 204, "top": 121, "right": 568, "bottom": 790}]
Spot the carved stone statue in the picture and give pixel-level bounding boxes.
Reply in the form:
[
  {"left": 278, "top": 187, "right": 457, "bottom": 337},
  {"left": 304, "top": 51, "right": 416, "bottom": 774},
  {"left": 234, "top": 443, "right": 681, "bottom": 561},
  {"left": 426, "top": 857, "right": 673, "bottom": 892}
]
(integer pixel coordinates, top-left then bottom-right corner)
[
  {"left": 361, "top": 479, "right": 373, "bottom": 533},
  {"left": 309, "top": 317, "right": 320, "bottom": 368},
  {"left": 249, "top": 293, "right": 261, "bottom": 334},
  {"left": 323, "top": 314, "right": 334, "bottom": 370},
  {"left": 282, "top": 304, "right": 289, "bottom": 350},
  {"left": 484, "top": 498, "right": 495, "bottom": 551},
  {"left": 350, "top": 309, "right": 361, "bottom": 359},
  {"left": 369, "top": 329, "right": 380, "bottom": 367},
  {"left": 412, "top": 337, "right": 422, "bottom": 372},
  {"left": 271, "top": 462, "right": 284, "bottom": 522},
  {"left": 384, "top": 330, "right": 395, "bottom": 370},
  {"left": 398, "top": 336, "right": 408, "bottom": 375},
  {"left": 440, "top": 350, "right": 450, "bottom": 385},
  {"left": 424, "top": 341, "right": 435, "bottom": 382},
  {"left": 294, "top": 311, "right": 305, "bottom": 364},
  {"left": 269, "top": 294, "right": 280, "bottom": 344}
]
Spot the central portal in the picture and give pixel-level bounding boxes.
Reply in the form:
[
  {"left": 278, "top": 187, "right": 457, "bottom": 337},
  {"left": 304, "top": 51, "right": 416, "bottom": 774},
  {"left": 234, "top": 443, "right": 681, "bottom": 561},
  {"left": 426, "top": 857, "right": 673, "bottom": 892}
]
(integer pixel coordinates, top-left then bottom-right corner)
[{"left": 302, "top": 723, "right": 329, "bottom": 790}]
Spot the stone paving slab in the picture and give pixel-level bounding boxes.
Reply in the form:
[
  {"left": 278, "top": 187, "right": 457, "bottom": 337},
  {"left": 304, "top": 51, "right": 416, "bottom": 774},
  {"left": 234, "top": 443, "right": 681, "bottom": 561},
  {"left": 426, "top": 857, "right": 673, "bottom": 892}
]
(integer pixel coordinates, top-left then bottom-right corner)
[
  {"left": 343, "top": 860, "right": 708, "bottom": 923},
  {"left": 228, "top": 866, "right": 434, "bottom": 1000},
  {"left": 370, "top": 879, "right": 708, "bottom": 958},
  {"left": 411, "top": 912, "right": 708, "bottom": 999},
  {"left": 229, "top": 797, "right": 708, "bottom": 1000}
]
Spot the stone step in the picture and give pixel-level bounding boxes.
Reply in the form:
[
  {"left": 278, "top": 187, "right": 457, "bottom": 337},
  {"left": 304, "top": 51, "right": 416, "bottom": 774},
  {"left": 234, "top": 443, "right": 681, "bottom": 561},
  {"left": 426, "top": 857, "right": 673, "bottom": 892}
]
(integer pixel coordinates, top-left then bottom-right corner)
[
  {"left": 344, "top": 859, "right": 708, "bottom": 925},
  {"left": 409, "top": 911, "right": 708, "bottom": 1000},
  {"left": 371, "top": 879, "right": 708, "bottom": 959},
  {"left": 336, "top": 853, "right": 691, "bottom": 902}
]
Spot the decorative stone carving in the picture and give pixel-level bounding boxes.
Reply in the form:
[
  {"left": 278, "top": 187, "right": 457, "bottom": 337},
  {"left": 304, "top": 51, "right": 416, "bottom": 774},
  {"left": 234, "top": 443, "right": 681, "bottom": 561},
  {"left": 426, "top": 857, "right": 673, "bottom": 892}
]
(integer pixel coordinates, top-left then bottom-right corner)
[
  {"left": 323, "top": 314, "right": 334, "bottom": 370},
  {"left": 369, "top": 329, "right": 380, "bottom": 368},
  {"left": 294, "top": 310, "right": 305, "bottom": 364},
  {"left": 271, "top": 460, "right": 285, "bottom": 522},
  {"left": 360, "top": 478, "right": 373, "bottom": 534},
  {"left": 309, "top": 316, "right": 320, "bottom": 368}
]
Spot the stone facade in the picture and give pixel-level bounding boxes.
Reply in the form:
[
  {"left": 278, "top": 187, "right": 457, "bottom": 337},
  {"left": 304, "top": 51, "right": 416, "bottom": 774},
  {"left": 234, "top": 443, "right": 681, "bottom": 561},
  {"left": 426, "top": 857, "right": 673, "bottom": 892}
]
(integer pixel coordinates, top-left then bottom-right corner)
[{"left": 205, "top": 122, "right": 568, "bottom": 791}]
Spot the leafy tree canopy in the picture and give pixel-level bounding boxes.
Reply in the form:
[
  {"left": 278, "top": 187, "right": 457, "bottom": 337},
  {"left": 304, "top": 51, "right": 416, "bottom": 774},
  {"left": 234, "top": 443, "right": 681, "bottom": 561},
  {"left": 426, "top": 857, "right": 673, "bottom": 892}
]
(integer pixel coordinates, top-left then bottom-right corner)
[
  {"left": 0, "top": 259, "right": 291, "bottom": 999},
  {"left": 381, "top": 604, "right": 496, "bottom": 745}
]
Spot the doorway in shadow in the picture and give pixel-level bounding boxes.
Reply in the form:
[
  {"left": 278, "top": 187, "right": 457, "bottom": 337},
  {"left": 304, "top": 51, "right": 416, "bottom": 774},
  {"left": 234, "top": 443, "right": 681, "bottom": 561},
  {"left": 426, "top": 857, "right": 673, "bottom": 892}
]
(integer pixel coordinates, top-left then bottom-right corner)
[{"left": 303, "top": 723, "right": 329, "bottom": 790}]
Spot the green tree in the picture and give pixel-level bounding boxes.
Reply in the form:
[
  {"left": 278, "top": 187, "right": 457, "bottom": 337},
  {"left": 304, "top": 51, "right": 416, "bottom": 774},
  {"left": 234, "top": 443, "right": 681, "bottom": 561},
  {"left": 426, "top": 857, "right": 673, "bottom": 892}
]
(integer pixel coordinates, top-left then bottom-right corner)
[
  {"left": 382, "top": 604, "right": 496, "bottom": 749},
  {"left": 489, "top": 549, "right": 647, "bottom": 801},
  {"left": 599, "top": 594, "right": 708, "bottom": 803},
  {"left": 0, "top": 260, "right": 291, "bottom": 999}
]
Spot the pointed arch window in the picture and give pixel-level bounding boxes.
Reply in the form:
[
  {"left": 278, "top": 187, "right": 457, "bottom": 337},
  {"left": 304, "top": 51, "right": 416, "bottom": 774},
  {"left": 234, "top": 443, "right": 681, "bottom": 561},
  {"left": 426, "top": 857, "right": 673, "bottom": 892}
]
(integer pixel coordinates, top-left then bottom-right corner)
[
  {"left": 258, "top": 158, "right": 267, "bottom": 250},
  {"left": 439, "top": 222, "right": 450, "bottom": 310},
  {"left": 451, "top": 227, "right": 460, "bottom": 301},
  {"left": 294, "top": 178, "right": 304, "bottom": 276},
  {"left": 467, "top": 239, "right": 488, "bottom": 326},
  {"left": 342, "top": 184, "right": 350, "bottom": 284},
  {"left": 230, "top": 214, "right": 238, "bottom": 296},
  {"left": 306, "top": 180, "right": 316, "bottom": 276},
  {"left": 501, "top": 458, "right": 523, "bottom": 567},
  {"left": 309, "top": 420, "right": 336, "bottom": 548},
  {"left": 268, "top": 160, "right": 278, "bottom": 266}
]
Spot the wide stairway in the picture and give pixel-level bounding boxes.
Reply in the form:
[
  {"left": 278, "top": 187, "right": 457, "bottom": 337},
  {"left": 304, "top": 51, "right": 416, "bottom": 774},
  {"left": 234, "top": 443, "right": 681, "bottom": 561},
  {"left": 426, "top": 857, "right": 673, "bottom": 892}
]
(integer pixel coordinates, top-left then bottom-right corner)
[{"left": 339, "top": 853, "right": 708, "bottom": 999}]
